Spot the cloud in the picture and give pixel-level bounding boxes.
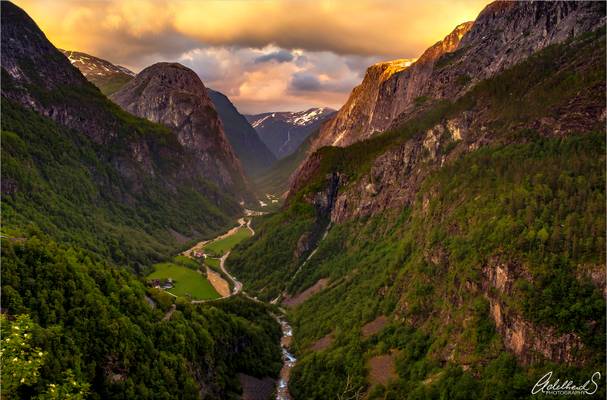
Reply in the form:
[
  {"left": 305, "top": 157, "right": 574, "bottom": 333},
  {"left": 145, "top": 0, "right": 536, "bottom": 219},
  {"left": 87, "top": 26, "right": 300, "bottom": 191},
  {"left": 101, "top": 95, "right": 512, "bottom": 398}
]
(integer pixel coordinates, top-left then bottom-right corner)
[
  {"left": 290, "top": 72, "right": 322, "bottom": 91},
  {"left": 254, "top": 49, "right": 294, "bottom": 64},
  {"left": 14, "top": 0, "right": 490, "bottom": 113},
  {"left": 173, "top": 44, "right": 381, "bottom": 113},
  {"left": 16, "top": 0, "right": 489, "bottom": 61}
]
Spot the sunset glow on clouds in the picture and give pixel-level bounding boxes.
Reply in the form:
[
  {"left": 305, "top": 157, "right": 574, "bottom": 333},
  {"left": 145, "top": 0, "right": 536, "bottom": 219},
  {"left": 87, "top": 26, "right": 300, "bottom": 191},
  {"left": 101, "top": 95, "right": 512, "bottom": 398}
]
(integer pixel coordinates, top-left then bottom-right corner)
[{"left": 15, "top": 0, "right": 489, "bottom": 113}]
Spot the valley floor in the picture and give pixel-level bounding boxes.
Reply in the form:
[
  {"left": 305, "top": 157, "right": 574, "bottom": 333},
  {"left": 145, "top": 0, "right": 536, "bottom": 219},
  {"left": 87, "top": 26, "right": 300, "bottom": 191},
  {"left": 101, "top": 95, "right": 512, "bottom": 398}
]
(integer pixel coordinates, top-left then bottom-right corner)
[{"left": 170, "top": 215, "right": 297, "bottom": 399}]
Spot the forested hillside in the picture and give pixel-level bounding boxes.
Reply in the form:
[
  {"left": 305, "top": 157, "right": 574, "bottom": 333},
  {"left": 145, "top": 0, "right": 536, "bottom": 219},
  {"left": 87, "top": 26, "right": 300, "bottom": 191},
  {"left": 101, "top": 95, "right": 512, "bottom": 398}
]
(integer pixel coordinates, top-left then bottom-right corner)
[
  {"left": 2, "top": 237, "right": 282, "bottom": 399},
  {"left": 1, "top": 2, "right": 243, "bottom": 266},
  {"left": 228, "top": 18, "right": 606, "bottom": 400}
]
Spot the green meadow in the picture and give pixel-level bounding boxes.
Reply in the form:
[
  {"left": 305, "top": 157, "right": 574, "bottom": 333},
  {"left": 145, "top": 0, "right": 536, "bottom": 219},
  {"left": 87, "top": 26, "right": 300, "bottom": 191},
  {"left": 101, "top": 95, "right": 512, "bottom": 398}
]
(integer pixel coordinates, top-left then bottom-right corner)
[
  {"left": 147, "top": 262, "right": 220, "bottom": 300},
  {"left": 203, "top": 227, "right": 252, "bottom": 256},
  {"left": 205, "top": 257, "right": 220, "bottom": 269}
]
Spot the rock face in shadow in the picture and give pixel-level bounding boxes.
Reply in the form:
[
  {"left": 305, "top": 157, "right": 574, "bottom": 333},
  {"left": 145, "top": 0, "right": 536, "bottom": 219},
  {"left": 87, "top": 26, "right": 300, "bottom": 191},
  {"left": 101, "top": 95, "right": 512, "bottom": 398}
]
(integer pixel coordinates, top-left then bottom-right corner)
[
  {"left": 111, "top": 63, "right": 253, "bottom": 201},
  {"left": 207, "top": 89, "right": 276, "bottom": 176}
]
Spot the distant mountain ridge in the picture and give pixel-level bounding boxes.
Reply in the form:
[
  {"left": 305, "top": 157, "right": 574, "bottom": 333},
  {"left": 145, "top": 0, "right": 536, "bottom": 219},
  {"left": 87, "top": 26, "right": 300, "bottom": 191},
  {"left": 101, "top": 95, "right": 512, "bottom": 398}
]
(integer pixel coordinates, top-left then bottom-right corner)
[{"left": 246, "top": 107, "right": 336, "bottom": 159}]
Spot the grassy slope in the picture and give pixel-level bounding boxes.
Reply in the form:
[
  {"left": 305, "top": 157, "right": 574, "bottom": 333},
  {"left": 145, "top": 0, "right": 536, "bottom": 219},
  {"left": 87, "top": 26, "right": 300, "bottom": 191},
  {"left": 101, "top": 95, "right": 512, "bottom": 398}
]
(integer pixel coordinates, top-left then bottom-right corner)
[
  {"left": 205, "top": 257, "right": 221, "bottom": 268},
  {"left": 147, "top": 263, "right": 220, "bottom": 300},
  {"left": 91, "top": 74, "right": 133, "bottom": 96}
]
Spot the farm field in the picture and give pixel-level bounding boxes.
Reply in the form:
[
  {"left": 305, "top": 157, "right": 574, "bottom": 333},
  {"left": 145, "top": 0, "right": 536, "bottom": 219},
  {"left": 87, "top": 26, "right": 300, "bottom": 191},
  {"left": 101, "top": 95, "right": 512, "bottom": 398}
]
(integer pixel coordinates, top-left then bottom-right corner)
[
  {"left": 147, "top": 262, "right": 220, "bottom": 300},
  {"left": 203, "top": 226, "right": 252, "bottom": 256},
  {"left": 205, "top": 257, "right": 220, "bottom": 269}
]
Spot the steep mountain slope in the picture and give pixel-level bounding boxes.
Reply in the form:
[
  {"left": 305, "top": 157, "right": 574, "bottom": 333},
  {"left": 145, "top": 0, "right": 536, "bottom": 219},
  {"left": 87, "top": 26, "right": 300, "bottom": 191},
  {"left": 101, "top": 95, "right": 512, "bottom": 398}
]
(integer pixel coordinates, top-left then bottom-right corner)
[
  {"left": 247, "top": 107, "right": 336, "bottom": 159},
  {"left": 2, "top": 2, "right": 242, "bottom": 265},
  {"left": 1, "top": 3, "right": 282, "bottom": 399},
  {"left": 60, "top": 49, "right": 135, "bottom": 95},
  {"left": 227, "top": 3, "right": 606, "bottom": 398},
  {"left": 111, "top": 63, "right": 253, "bottom": 202},
  {"left": 207, "top": 89, "right": 276, "bottom": 176},
  {"left": 312, "top": 58, "right": 418, "bottom": 150},
  {"left": 310, "top": 1, "right": 605, "bottom": 153}
]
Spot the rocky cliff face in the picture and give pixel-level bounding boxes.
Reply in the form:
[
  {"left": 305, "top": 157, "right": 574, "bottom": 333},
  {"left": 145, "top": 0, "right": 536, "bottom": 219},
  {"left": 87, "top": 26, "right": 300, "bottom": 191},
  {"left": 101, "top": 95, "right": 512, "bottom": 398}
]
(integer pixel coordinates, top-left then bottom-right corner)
[
  {"left": 309, "top": 24, "right": 469, "bottom": 152},
  {"left": 479, "top": 257, "right": 586, "bottom": 365},
  {"left": 293, "top": 1, "right": 605, "bottom": 222},
  {"left": 111, "top": 63, "right": 252, "bottom": 199},
  {"left": 1, "top": 5, "right": 84, "bottom": 90},
  {"left": 1, "top": 4, "right": 112, "bottom": 145},
  {"left": 2, "top": 2, "right": 243, "bottom": 250},
  {"left": 310, "top": 59, "right": 416, "bottom": 150},
  {"left": 300, "top": 73, "right": 604, "bottom": 225},
  {"left": 311, "top": 1, "right": 605, "bottom": 153}
]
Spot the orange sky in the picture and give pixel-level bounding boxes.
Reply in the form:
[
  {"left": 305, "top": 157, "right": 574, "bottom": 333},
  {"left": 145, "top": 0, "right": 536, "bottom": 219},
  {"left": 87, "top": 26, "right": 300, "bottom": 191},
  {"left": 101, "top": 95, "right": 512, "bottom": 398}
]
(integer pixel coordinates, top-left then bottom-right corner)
[{"left": 15, "top": 0, "right": 489, "bottom": 113}]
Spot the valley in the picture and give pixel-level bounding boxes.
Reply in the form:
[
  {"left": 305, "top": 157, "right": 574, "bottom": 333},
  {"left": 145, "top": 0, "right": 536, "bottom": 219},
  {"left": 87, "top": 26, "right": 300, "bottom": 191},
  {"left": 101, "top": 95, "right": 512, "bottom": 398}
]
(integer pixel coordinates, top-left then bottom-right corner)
[
  {"left": 1, "top": 1, "right": 605, "bottom": 400},
  {"left": 160, "top": 214, "right": 298, "bottom": 399}
]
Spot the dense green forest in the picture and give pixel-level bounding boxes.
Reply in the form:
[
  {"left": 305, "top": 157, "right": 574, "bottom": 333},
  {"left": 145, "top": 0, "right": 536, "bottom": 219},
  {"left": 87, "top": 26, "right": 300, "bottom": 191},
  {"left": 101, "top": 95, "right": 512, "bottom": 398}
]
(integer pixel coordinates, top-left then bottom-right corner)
[
  {"left": 2, "top": 236, "right": 282, "bottom": 399},
  {"left": 285, "top": 132, "right": 605, "bottom": 399}
]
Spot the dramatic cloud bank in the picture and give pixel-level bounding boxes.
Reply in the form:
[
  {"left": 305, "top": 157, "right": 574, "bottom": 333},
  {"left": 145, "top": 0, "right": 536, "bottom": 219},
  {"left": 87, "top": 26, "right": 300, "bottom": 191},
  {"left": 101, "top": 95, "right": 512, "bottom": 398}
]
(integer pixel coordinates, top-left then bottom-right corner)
[{"left": 16, "top": 0, "right": 488, "bottom": 113}]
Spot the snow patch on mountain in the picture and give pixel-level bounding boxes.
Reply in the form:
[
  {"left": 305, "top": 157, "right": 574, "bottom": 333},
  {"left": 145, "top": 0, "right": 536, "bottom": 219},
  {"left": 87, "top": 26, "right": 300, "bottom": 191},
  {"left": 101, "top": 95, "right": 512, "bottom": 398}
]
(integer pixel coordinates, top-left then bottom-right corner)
[{"left": 61, "top": 50, "right": 135, "bottom": 78}]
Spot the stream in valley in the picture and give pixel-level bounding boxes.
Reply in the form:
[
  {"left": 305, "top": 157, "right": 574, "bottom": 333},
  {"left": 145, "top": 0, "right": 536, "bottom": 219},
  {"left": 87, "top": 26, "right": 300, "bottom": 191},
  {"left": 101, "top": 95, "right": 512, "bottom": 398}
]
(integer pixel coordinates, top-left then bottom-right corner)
[{"left": 276, "top": 316, "right": 296, "bottom": 400}]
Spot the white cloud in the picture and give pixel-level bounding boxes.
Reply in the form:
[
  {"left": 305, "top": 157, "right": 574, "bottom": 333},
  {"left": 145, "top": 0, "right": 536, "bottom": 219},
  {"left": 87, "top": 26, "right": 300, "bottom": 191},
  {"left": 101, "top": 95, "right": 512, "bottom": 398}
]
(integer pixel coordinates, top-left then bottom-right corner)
[{"left": 173, "top": 45, "right": 381, "bottom": 113}]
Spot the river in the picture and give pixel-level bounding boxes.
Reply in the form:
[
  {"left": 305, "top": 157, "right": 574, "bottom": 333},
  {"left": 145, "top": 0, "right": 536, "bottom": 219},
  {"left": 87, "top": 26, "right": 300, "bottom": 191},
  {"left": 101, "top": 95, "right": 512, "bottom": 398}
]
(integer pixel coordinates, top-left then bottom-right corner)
[{"left": 276, "top": 315, "right": 296, "bottom": 400}]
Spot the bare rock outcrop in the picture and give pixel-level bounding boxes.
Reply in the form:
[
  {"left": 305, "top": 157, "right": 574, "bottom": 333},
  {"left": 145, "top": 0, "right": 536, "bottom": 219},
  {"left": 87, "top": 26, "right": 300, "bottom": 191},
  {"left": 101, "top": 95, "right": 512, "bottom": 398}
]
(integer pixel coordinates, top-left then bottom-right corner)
[
  {"left": 111, "top": 63, "right": 252, "bottom": 200},
  {"left": 308, "top": 1, "right": 605, "bottom": 154},
  {"left": 481, "top": 257, "right": 586, "bottom": 365}
]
